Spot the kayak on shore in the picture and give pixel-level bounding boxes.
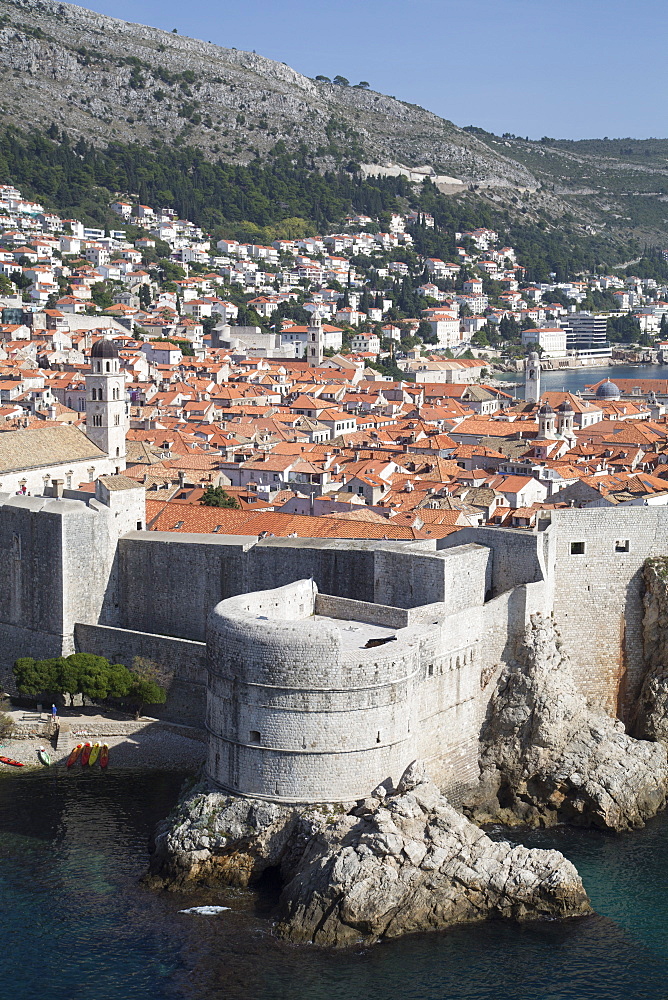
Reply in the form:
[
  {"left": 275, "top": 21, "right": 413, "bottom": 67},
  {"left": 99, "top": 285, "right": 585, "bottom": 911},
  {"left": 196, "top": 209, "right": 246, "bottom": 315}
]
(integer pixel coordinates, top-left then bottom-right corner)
[
  {"left": 67, "top": 744, "right": 83, "bottom": 768},
  {"left": 0, "top": 755, "right": 23, "bottom": 767},
  {"left": 88, "top": 742, "right": 101, "bottom": 766},
  {"left": 99, "top": 744, "right": 109, "bottom": 769},
  {"left": 80, "top": 742, "right": 92, "bottom": 766},
  {"left": 37, "top": 747, "right": 51, "bottom": 766}
]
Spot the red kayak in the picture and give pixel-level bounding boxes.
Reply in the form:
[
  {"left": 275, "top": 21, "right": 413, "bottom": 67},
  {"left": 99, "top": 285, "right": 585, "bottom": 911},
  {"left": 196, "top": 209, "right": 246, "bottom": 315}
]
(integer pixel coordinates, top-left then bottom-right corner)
[
  {"left": 0, "top": 755, "right": 24, "bottom": 767},
  {"left": 99, "top": 744, "right": 109, "bottom": 769},
  {"left": 67, "top": 743, "right": 83, "bottom": 768},
  {"left": 80, "top": 742, "right": 92, "bottom": 766}
]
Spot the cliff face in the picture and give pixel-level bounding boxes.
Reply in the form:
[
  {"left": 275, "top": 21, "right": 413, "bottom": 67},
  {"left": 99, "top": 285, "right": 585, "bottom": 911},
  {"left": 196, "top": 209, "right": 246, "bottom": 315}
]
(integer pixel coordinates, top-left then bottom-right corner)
[
  {"left": 0, "top": 0, "right": 534, "bottom": 185},
  {"left": 147, "top": 764, "right": 590, "bottom": 948},
  {"left": 634, "top": 558, "right": 668, "bottom": 744},
  {"left": 466, "top": 614, "right": 668, "bottom": 831}
]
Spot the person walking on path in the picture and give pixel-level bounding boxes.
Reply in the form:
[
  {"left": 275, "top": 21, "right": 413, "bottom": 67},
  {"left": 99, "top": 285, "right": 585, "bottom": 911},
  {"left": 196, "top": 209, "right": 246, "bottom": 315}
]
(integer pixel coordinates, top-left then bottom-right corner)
[{"left": 51, "top": 704, "right": 57, "bottom": 723}]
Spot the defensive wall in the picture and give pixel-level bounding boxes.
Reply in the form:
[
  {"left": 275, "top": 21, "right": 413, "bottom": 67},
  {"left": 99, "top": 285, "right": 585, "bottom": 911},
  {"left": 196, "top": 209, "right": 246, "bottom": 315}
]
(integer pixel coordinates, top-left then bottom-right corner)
[
  {"left": 205, "top": 573, "right": 545, "bottom": 803},
  {"left": 1, "top": 487, "right": 668, "bottom": 799}
]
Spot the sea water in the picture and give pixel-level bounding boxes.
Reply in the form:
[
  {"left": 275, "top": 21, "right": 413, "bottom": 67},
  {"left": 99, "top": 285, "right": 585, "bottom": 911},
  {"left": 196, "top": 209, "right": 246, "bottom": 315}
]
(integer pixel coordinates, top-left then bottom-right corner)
[
  {"left": 494, "top": 362, "right": 663, "bottom": 397},
  {"left": 2, "top": 768, "right": 667, "bottom": 1000}
]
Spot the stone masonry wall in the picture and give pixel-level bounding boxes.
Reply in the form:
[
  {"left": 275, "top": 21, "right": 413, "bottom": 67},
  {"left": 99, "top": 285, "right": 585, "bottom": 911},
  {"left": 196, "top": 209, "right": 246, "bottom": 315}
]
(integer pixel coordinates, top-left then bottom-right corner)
[
  {"left": 74, "top": 623, "right": 207, "bottom": 727},
  {"left": 206, "top": 581, "right": 421, "bottom": 802},
  {"left": 549, "top": 507, "right": 668, "bottom": 718}
]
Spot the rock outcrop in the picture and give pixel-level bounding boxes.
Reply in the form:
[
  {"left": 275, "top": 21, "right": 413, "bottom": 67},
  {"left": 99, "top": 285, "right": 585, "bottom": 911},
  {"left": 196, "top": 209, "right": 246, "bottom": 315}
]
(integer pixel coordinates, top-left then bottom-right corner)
[
  {"left": 466, "top": 614, "right": 668, "bottom": 831},
  {"left": 634, "top": 558, "right": 668, "bottom": 744},
  {"left": 276, "top": 764, "right": 590, "bottom": 947},
  {"left": 147, "top": 783, "right": 300, "bottom": 888},
  {"left": 148, "top": 764, "right": 591, "bottom": 948}
]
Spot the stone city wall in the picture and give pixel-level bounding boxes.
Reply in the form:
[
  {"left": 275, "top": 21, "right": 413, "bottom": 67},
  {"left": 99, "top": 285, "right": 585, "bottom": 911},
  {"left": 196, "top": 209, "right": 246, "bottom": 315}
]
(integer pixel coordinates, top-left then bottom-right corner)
[
  {"left": 548, "top": 507, "right": 668, "bottom": 718},
  {"left": 206, "top": 581, "right": 421, "bottom": 802},
  {"left": 74, "top": 623, "right": 207, "bottom": 727}
]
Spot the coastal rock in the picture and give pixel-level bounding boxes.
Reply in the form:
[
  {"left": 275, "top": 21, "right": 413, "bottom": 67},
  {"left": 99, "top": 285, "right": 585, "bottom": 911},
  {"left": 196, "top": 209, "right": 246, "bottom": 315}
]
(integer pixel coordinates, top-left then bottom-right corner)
[
  {"left": 634, "top": 558, "right": 668, "bottom": 744},
  {"left": 466, "top": 614, "right": 668, "bottom": 831},
  {"left": 148, "top": 767, "right": 591, "bottom": 947},
  {"left": 275, "top": 765, "right": 591, "bottom": 947},
  {"left": 147, "top": 781, "right": 299, "bottom": 888}
]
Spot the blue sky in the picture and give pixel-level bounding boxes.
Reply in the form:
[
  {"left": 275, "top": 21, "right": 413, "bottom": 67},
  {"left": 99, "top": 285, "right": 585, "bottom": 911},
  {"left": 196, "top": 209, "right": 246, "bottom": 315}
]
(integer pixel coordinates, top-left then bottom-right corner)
[{"left": 80, "top": 0, "right": 667, "bottom": 140}]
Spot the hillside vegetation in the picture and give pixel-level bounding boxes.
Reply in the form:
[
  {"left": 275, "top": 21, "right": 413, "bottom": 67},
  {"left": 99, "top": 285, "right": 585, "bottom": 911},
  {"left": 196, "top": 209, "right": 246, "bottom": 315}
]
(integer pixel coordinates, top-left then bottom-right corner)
[{"left": 0, "top": 0, "right": 667, "bottom": 252}]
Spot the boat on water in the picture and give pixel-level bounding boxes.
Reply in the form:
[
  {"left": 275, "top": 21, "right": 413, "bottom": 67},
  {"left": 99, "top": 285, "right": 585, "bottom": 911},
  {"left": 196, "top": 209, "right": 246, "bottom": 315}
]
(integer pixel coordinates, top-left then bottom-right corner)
[
  {"left": 88, "top": 742, "right": 101, "bottom": 766},
  {"left": 0, "top": 755, "right": 23, "bottom": 767},
  {"left": 99, "top": 744, "right": 109, "bottom": 769},
  {"left": 66, "top": 744, "right": 83, "bottom": 768},
  {"left": 37, "top": 747, "right": 51, "bottom": 766},
  {"left": 80, "top": 742, "right": 92, "bottom": 766}
]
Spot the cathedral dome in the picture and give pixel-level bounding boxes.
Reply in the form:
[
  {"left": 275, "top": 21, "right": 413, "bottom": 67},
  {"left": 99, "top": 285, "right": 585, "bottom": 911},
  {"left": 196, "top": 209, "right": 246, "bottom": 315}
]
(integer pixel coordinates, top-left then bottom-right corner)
[
  {"left": 91, "top": 337, "right": 119, "bottom": 360},
  {"left": 596, "top": 379, "right": 620, "bottom": 400},
  {"left": 557, "top": 399, "right": 573, "bottom": 412},
  {"left": 538, "top": 401, "right": 554, "bottom": 414}
]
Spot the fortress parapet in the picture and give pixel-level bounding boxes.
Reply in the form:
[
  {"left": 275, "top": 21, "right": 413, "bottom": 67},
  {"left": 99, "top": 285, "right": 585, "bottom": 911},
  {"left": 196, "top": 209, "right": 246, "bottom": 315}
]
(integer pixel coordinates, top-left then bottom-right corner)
[{"left": 206, "top": 580, "right": 423, "bottom": 802}]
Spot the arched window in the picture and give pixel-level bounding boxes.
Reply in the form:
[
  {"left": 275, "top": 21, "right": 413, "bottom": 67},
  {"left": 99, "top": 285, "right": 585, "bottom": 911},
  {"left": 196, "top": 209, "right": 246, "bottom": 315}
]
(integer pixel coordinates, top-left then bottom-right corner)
[
  {"left": 106, "top": 362, "right": 110, "bottom": 372},
  {"left": 96, "top": 361, "right": 101, "bottom": 373}
]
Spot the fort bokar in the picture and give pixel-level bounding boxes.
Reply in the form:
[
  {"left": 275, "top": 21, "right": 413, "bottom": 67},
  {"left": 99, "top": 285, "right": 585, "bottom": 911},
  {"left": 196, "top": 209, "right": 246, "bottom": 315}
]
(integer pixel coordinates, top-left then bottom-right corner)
[{"left": 4, "top": 477, "right": 668, "bottom": 943}]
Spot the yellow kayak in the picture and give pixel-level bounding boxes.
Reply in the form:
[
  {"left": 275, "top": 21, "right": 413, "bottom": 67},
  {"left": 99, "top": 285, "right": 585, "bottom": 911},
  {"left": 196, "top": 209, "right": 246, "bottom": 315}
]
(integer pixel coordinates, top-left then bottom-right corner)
[{"left": 88, "top": 742, "right": 101, "bottom": 766}]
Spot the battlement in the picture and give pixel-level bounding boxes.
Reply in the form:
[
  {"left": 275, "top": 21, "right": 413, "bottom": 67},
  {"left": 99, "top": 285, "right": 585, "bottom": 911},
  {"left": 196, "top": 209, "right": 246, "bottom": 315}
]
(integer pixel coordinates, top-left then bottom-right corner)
[{"left": 1, "top": 492, "right": 667, "bottom": 802}]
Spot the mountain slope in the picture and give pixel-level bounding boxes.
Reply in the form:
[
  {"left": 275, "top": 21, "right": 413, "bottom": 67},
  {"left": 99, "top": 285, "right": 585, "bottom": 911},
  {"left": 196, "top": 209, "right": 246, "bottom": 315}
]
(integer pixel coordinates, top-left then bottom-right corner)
[
  {"left": 1, "top": 0, "right": 668, "bottom": 246},
  {"left": 0, "top": 0, "right": 533, "bottom": 188}
]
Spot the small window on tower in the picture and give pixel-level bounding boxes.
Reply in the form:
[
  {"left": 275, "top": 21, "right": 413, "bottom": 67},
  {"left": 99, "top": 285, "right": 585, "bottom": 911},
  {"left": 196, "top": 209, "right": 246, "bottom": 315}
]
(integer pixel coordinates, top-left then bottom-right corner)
[
  {"left": 570, "top": 541, "right": 586, "bottom": 555},
  {"left": 249, "top": 730, "right": 261, "bottom": 744},
  {"left": 615, "top": 539, "right": 630, "bottom": 553}
]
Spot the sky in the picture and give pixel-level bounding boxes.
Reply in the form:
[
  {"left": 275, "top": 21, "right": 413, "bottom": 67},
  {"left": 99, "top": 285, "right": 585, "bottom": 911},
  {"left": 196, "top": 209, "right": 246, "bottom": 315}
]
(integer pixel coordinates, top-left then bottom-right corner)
[{"left": 80, "top": 0, "right": 667, "bottom": 141}]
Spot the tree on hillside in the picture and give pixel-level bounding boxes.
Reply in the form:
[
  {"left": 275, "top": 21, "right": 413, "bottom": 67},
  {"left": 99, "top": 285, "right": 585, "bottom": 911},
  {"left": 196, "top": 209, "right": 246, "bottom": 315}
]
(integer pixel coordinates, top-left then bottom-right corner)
[{"left": 418, "top": 319, "right": 438, "bottom": 345}]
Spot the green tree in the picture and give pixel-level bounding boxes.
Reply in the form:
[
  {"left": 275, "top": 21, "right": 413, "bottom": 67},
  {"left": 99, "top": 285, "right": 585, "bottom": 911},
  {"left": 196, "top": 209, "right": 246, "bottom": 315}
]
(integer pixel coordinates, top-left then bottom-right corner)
[
  {"left": 139, "top": 283, "right": 152, "bottom": 309},
  {"left": 13, "top": 657, "right": 59, "bottom": 697},
  {"left": 418, "top": 319, "right": 438, "bottom": 345},
  {"left": 127, "top": 678, "right": 167, "bottom": 720},
  {"left": 200, "top": 486, "right": 241, "bottom": 508}
]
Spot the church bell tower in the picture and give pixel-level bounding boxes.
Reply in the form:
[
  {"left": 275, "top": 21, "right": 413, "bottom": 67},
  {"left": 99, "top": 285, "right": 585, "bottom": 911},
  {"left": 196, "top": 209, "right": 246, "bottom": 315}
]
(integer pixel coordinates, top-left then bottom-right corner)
[
  {"left": 85, "top": 337, "right": 127, "bottom": 472},
  {"left": 307, "top": 312, "right": 324, "bottom": 367},
  {"left": 524, "top": 351, "right": 541, "bottom": 404}
]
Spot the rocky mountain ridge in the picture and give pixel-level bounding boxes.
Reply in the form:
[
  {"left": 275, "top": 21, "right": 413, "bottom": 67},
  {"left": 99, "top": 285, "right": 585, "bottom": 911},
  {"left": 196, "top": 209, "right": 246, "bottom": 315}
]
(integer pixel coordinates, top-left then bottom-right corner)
[
  {"left": 0, "top": 0, "right": 533, "bottom": 188},
  {"left": 2, "top": 0, "right": 668, "bottom": 242}
]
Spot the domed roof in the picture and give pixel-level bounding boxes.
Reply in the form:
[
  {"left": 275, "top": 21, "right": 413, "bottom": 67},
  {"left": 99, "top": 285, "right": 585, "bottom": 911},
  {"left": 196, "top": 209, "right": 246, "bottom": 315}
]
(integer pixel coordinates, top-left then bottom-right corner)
[
  {"left": 557, "top": 399, "right": 573, "bottom": 412},
  {"left": 91, "top": 337, "right": 119, "bottom": 360},
  {"left": 538, "top": 401, "right": 554, "bottom": 414},
  {"left": 596, "top": 379, "right": 620, "bottom": 400}
]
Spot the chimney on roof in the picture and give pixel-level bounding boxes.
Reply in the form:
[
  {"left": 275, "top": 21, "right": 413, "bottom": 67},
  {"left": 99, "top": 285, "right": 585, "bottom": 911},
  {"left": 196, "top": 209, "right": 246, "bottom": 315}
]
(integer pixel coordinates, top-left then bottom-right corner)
[
  {"left": 51, "top": 478, "right": 64, "bottom": 499},
  {"left": 178, "top": 471, "right": 185, "bottom": 489}
]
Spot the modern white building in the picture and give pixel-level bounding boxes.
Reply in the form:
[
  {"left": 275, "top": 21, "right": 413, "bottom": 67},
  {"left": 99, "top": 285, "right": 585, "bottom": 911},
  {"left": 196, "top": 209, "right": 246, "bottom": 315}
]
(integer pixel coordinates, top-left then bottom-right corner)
[{"left": 521, "top": 327, "right": 568, "bottom": 359}]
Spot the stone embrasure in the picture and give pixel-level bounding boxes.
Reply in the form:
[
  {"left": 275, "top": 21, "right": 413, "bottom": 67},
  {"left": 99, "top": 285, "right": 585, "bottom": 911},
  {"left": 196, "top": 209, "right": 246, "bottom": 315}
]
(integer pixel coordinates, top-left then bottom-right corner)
[
  {"left": 466, "top": 614, "right": 668, "bottom": 831},
  {"left": 148, "top": 763, "right": 591, "bottom": 948}
]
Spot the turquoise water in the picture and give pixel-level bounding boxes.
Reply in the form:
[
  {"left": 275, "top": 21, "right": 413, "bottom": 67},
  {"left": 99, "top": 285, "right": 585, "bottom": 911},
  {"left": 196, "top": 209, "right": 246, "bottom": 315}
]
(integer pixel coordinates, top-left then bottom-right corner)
[
  {"left": 2, "top": 768, "right": 668, "bottom": 1000},
  {"left": 496, "top": 363, "right": 662, "bottom": 396}
]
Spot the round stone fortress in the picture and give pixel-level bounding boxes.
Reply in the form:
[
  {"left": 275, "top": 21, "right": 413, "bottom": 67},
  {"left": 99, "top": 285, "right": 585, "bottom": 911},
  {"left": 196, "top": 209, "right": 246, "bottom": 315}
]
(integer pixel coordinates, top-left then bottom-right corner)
[{"left": 205, "top": 579, "right": 426, "bottom": 803}]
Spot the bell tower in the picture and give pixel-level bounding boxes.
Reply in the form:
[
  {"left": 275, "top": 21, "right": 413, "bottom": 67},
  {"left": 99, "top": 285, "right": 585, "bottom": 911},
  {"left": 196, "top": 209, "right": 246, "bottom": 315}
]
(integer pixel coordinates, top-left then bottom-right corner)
[
  {"left": 524, "top": 350, "right": 541, "bottom": 403},
  {"left": 538, "top": 401, "right": 557, "bottom": 439},
  {"left": 307, "top": 312, "right": 324, "bottom": 368},
  {"left": 85, "top": 337, "right": 127, "bottom": 472}
]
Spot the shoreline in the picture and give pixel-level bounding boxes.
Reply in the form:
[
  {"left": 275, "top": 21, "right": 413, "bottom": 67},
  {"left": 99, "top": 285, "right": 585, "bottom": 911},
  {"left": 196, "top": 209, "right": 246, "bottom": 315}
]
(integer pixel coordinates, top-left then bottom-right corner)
[{"left": 0, "top": 717, "right": 206, "bottom": 771}]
